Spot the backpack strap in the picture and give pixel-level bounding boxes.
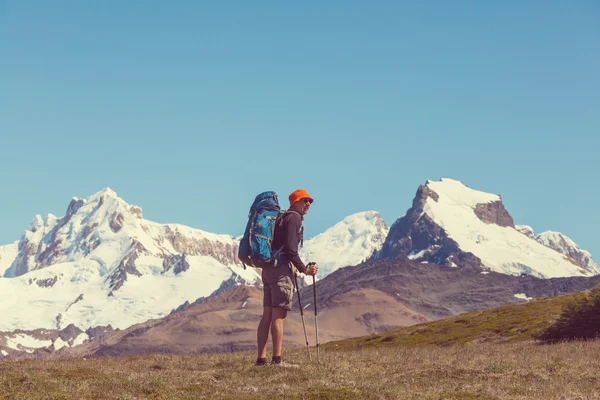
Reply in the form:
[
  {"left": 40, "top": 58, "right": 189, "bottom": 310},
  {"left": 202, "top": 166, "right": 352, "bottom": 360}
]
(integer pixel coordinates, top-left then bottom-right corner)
[{"left": 278, "top": 210, "right": 304, "bottom": 248}]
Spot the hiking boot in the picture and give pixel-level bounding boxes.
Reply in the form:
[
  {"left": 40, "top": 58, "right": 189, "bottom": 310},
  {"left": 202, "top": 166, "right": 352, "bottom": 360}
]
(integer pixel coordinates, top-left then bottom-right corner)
[{"left": 255, "top": 357, "right": 267, "bottom": 366}]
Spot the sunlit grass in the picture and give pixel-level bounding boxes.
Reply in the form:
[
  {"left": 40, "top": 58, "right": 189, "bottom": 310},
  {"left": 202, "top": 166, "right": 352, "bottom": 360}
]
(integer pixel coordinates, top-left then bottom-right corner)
[{"left": 1, "top": 339, "right": 600, "bottom": 399}]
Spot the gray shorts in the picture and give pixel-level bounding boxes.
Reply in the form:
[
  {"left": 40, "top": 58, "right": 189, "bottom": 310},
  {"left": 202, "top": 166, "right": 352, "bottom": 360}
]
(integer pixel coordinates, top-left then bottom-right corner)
[{"left": 262, "top": 264, "right": 295, "bottom": 311}]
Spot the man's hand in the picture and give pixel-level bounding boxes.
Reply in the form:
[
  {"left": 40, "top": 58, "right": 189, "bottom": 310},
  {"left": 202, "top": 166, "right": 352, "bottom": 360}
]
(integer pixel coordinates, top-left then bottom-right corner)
[{"left": 305, "top": 262, "right": 318, "bottom": 276}]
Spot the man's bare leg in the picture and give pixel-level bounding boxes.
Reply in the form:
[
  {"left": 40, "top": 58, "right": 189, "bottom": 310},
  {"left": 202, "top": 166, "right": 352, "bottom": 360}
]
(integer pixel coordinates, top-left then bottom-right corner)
[
  {"left": 257, "top": 307, "right": 272, "bottom": 359},
  {"left": 271, "top": 307, "right": 287, "bottom": 357}
]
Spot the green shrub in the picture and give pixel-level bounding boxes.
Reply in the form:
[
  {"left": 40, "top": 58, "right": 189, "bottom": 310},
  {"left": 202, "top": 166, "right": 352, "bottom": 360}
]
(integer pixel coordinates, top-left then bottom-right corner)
[{"left": 535, "top": 287, "right": 600, "bottom": 343}]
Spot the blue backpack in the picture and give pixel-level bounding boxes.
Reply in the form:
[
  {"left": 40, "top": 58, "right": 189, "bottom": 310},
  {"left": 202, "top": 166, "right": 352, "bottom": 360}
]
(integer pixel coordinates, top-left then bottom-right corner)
[{"left": 238, "top": 191, "right": 285, "bottom": 269}]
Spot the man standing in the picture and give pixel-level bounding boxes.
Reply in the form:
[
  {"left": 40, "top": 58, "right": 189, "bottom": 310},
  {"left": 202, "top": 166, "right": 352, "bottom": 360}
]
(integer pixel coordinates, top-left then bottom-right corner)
[{"left": 256, "top": 189, "right": 318, "bottom": 366}]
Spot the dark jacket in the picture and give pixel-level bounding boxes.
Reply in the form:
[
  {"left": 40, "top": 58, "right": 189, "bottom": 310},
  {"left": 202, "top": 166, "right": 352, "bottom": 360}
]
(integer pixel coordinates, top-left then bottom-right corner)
[{"left": 272, "top": 211, "right": 306, "bottom": 273}]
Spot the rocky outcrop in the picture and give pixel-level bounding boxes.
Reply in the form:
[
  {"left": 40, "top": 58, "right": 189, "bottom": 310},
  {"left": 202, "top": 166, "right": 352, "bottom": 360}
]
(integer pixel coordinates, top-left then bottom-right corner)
[
  {"left": 373, "top": 183, "right": 468, "bottom": 268},
  {"left": 66, "top": 294, "right": 84, "bottom": 312},
  {"left": 474, "top": 201, "right": 514, "bottom": 227},
  {"left": 36, "top": 276, "right": 58, "bottom": 288},
  {"left": 129, "top": 205, "right": 143, "bottom": 219},
  {"left": 162, "top": 253, "right": 190, "bottom": 275},
  {"left": 107, "top": 241, "right": 145, "bottom": 295},
  {"left": 13, "top": 215, "right": 61, "bottom": 277},
  {"left": 109, "top": 212, "right": 125, "bottom": 233},
  {"left": 58, "top": 324, "right": 83, "bottom": 342},
  {"left": 85, "top": 325, "right": 115, "bottom": 341}
]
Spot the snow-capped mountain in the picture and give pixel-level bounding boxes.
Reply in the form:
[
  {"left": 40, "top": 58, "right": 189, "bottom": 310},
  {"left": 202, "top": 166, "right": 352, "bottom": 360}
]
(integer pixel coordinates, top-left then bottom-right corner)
[
  {"left": 535, "top": 231, "right": 599, "bottom": 274},
  {"left": 0, "top": 188, "right": 260, "bottom": 332},
  {"left": 300, "top": 211, "right": 389, "bottom": 278},
  {"left": 0, "top": 189, "right": 388, "bottom": 335},
  {"left": 375, "top": 178, "right": 597, "bottom": 278}
]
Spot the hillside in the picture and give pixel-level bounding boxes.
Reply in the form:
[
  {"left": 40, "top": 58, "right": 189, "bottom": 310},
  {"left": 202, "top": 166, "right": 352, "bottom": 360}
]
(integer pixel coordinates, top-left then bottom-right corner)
[{"left": 325, "top": 288, "right": 592, "bottom": 350}]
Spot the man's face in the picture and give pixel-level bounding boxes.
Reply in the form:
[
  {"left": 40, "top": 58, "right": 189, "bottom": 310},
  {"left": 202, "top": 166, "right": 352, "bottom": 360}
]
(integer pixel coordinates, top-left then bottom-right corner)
[{"left": 295, "top": 198, "right": 312, "bottom": 216}]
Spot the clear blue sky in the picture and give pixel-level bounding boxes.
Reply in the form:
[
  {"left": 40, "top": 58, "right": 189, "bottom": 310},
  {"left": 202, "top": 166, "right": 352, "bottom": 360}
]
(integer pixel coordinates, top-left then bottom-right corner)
[{"left": 1, "top": 1, "right": 599, "bottom": 258}]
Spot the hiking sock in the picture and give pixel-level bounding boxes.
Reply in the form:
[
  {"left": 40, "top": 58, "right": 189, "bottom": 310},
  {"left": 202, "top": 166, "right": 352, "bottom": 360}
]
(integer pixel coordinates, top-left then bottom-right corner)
[
  {"left": 271, "top": 356, "right": 282, "bottom": 364},
  {"left": 255, "top": 357, "right": 267, "bottom": 366}
]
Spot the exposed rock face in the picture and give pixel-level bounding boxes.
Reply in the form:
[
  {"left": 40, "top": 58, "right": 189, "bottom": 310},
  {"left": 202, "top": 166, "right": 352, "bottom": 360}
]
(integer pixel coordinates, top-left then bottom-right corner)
[
  {"left": 374, "top": 183, "right": 467, "bottom": 268},
  {"left": 36, "top": 276, "right": 58, "bottom": 288},
  {"left": 129, "top": 206, "right": 143, "bottom": 219},
  {"left": 58, "top": 324, "right": 83, "bottom": 342},
  {"left": 162, "top": 254, "right": 190, "bottom": 275},
  {"left": 107, "top": 241, "right": 145, "bottom": 295},
  {"left": 474, "top": 201, "right": 514, "bottom": 227},
  {"left": 12, "top": 215, "right": 60, "bottom": 277},
  {"left": 85, "top": 325, "right": 115, "bottom": 341},
  {"left": 66, "top": 294, "right": 84, "bottom": 312},
  {"left": 109, "top": 213, "right": 125, "bottom": 233}
]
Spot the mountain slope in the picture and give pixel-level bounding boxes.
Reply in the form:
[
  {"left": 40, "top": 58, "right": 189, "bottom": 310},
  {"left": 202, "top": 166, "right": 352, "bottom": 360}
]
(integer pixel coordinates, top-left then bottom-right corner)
[
  {"left": 43, "top": 285, "right": 348, "bottom": 359},
  {"left": 325, "top": 288, "right": 584, "bottom": 350}
]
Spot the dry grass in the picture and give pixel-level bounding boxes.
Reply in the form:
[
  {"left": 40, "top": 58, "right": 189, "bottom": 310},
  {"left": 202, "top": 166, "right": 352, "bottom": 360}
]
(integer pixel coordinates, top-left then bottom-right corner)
[{"left": 1, "top": 340, "right": 600, "bottom": 399}]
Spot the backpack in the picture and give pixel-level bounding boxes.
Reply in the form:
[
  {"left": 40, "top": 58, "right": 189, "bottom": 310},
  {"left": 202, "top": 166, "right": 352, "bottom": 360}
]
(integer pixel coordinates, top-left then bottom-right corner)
[{"left": 238, "top": 191, "right": 285, "bottom": 269}]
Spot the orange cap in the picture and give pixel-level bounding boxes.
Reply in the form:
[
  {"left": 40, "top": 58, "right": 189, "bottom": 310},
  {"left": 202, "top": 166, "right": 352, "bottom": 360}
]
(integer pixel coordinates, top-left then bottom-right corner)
[{"left": 289, "top": 189, "right": 314, "bottom": 206}]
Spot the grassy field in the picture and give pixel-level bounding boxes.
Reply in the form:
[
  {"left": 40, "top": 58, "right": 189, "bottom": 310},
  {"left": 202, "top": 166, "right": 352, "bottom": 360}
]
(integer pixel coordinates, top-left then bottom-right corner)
[
  {"left": 1, "top": 340, "right": 600, "bottom": 399},
  {"left": 2, "top": 292, "right": 598, "bottom": 399}
]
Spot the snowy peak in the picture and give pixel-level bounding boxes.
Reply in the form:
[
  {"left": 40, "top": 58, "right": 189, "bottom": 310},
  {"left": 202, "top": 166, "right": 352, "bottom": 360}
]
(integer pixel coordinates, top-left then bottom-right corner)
[
  {"left": 424, "top": 178, "right": 514, "bottom": 227},
  {"left": 300, "top": 211, "right": 389, "bottom": 277},
  {"left": 535, "top": 231, "right": 599, "bottom": 275},
  {"left": 376, "top": 178, "right": 594, "bottom": 279},
  {"left": 425, "top": 178, "right": 501, "bottom": 206},
  {"left": 8, "top": 187, "right": 145, "bottom": 277},
  {"left": 0, "top": 188, "right": 260, "bottom": 333},
  {"left": 7, "top": 187, "right": 242, "bottom": 279}
]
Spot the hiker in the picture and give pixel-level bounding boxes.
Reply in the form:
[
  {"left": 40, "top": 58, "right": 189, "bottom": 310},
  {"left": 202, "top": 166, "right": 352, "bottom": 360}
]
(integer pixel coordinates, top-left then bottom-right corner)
[{"left": 255, "top": 189, "right": 318, "bottom": 366}]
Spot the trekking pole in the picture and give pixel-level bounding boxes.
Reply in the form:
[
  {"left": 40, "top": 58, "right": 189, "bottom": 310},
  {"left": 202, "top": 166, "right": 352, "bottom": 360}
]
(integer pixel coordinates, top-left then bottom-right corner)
[
  {"left": 293, "top": 271, "right": 311, "bottom": 362},
  {"left": 312, "top": 272, "right": 320, "bottom": 365}
]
